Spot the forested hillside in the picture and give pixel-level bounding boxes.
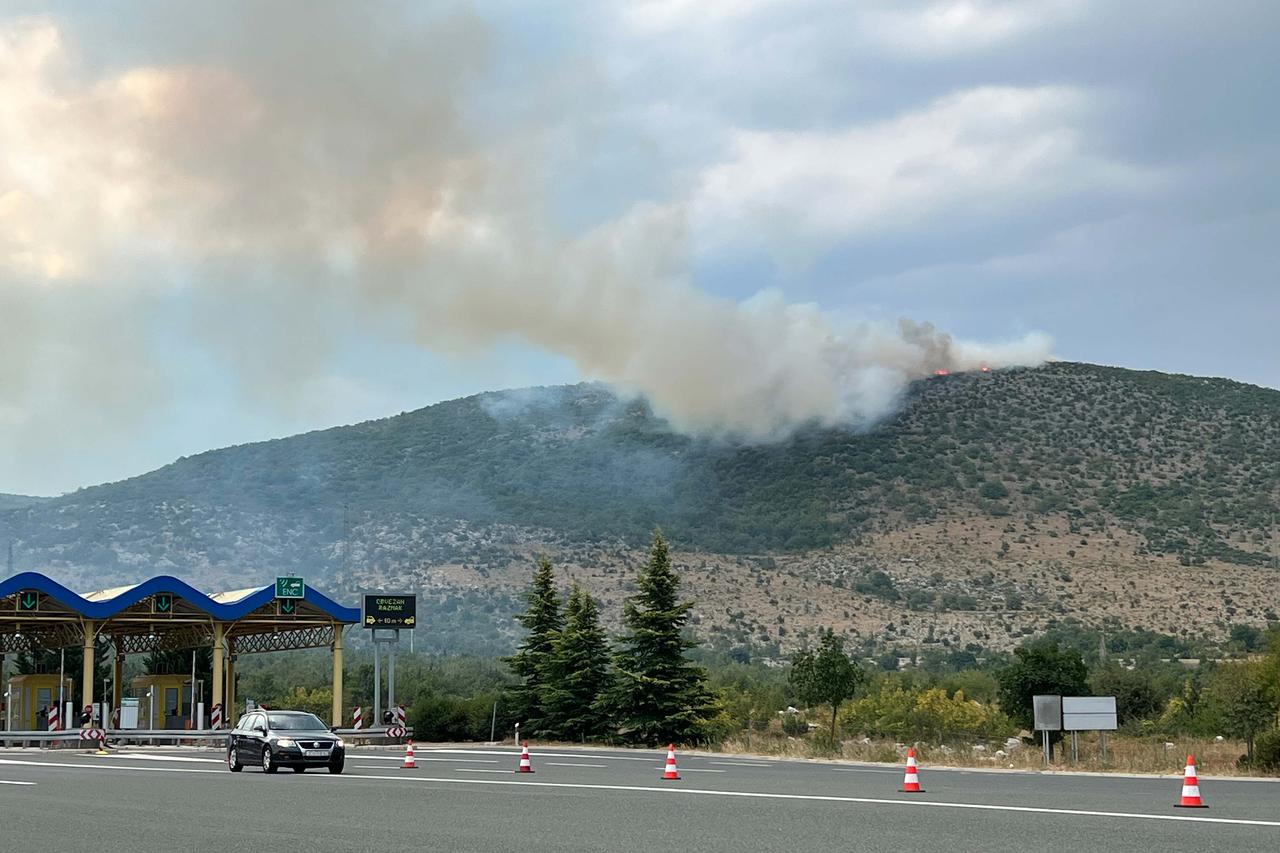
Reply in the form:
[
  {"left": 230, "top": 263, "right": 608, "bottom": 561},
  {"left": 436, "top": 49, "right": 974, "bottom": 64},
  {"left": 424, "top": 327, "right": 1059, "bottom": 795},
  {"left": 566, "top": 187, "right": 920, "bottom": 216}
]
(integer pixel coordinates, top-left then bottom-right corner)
[{"left": 2, "top": 362, "right": 1275, "bottom": 589}]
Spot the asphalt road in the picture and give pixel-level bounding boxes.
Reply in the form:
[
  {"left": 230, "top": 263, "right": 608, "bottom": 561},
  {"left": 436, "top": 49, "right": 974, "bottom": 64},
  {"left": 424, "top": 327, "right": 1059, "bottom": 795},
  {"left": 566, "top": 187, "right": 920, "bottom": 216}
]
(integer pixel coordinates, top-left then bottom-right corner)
[{"left": 2, "top": 744, "right": 1277, "bottom": 852}]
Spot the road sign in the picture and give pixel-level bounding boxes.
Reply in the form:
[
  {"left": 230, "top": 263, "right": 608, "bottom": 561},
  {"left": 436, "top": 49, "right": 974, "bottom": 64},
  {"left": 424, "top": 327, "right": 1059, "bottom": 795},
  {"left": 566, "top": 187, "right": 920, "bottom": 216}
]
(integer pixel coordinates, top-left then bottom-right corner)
[
  {"left": 17, "top": 590, "right": 38, "bottom": 612},
  {"left": 278, "top": 599, "right": 297, "bottom": 615},
  {"left": 275, "top": 576, "right": 305, "bottom": 599},
  {"left": 1062, "top": 696, "right": 1117, "bottom": 731},
  {"left": 363, "top": 594, "right": 416, "bottom": 629},
  {"left": 385, "top": 726, "right": 406, "bottom": 739},
  {"left": 153, "top": 593, "right": 173, "bottom": 614},
  {"left": 79, "top": 728, "right": 104, "bottom": 741},
  {"left": 1032, "top": 695, "right": 1062, "bottom": 731}
]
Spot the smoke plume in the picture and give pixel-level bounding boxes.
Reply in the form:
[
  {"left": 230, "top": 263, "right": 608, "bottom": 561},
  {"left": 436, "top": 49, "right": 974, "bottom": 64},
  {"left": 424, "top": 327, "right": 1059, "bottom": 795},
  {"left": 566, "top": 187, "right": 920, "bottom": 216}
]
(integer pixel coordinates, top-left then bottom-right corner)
[{"left": 0, "top": 6, "right": 1050, "bottom": 489}]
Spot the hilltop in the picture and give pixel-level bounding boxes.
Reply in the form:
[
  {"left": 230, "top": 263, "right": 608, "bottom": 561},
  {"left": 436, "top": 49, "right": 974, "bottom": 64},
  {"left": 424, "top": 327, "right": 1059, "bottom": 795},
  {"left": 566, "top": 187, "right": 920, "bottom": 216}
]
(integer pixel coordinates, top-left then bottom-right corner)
[{"left": 1, "top": 362, "right": 1277, "bottom": 655}]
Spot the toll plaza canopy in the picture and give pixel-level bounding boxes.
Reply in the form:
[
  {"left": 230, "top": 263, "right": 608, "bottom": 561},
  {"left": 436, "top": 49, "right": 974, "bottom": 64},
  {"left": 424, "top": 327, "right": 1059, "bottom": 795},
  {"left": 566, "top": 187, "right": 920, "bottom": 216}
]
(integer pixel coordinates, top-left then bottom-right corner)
[{"left": 0, "top": 572, "right": 359, "bottom": 727}]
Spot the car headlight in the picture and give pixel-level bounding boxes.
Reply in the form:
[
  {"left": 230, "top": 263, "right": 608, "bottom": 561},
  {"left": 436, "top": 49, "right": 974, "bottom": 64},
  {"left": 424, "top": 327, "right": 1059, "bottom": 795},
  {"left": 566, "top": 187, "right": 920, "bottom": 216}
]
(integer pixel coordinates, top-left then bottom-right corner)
[
  {"left": 276, "top": 738, "right": 296, "bottom": 748},
  {"left": 333, "top": 738, "right": 345, "bottom": 748}
]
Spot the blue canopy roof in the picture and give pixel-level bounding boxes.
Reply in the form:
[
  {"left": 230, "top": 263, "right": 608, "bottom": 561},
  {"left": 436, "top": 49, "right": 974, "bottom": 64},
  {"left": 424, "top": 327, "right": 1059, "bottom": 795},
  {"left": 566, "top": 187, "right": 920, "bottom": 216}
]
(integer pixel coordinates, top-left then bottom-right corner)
[{"left": 0, "top": 572, "right": 359, "bottom": 624}]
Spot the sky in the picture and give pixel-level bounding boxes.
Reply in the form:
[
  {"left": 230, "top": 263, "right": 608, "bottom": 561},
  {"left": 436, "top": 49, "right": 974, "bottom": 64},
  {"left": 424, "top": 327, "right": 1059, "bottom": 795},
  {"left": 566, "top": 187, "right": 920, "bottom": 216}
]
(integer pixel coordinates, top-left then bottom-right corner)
[{"left": 1, "top": 0, "right": 1277, "bottom": 496}]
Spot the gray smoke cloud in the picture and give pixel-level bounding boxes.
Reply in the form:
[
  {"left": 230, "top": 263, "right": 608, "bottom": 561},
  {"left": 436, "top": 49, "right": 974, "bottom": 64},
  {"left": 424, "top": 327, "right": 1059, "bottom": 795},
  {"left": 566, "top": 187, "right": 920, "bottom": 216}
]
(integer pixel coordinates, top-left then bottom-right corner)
[{"left": 0, "top": 4, "right": 1051, "bottom": 486}]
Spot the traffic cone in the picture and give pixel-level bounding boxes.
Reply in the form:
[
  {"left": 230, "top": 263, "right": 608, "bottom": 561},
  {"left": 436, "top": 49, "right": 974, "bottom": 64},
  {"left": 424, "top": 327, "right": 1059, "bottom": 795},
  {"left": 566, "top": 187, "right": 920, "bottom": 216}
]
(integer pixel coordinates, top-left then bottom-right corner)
[
  {"left": 899, "top": 747, "right": 925, "bottom": 793},
  {"left": 515, "top": 741, "right": 534, "bottom": 773},
  {"left": 1174, "top": 755, "right": 1207, "bottom": 808},
  {"left": 661, "top": 744, "right": 681, "bottom": 780},
  {"left": 402, "top": 739, "right": 416, "bottom": 769}
]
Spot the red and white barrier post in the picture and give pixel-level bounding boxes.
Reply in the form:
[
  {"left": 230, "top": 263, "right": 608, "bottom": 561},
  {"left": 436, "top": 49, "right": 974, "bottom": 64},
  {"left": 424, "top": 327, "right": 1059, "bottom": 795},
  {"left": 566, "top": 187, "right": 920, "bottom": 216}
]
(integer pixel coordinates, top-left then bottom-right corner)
[
  {"left": 352, "top": 706, "right": 363, "bottom": 730},
  {"left": 210, "top": 702, "right": 223, "bottom": 730}
]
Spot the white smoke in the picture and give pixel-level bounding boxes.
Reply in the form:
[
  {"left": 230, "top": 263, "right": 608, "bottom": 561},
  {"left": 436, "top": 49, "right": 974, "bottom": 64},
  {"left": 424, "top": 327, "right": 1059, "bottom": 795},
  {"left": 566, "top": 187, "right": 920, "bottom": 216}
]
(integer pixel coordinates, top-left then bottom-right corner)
[{"left": 0, "top": 8, "right": 1052, "bottom": 488}]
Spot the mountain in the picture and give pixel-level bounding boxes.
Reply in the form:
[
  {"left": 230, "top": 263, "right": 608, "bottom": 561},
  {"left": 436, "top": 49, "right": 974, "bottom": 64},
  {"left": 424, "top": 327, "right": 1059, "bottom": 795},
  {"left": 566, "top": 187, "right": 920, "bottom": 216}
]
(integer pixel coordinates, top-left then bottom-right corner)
[
  {"left": 2, "top": 362, "right": 1277, "bottom": 655},
  {"left": 0, "top": 493, "right": 51, "bottom": 511}
]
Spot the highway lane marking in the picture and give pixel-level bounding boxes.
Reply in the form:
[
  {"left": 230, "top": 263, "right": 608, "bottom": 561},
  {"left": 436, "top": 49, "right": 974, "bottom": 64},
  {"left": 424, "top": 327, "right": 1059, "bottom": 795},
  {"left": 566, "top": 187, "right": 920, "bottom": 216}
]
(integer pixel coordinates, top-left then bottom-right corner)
[
  {"left": 352, "top": 755, "right": 499, "bottom": 764},
  {"left": 545, "top": 762, "right": 607, "bottom": 768},
  {"left": 653, "top": 767, "right": 724, "bottom": 773},
  {"left": 0, "top": 780, "right": 37, "bottom": 786},
  {"left": 101, "top": 753, "right": 225, "bottom": 764},
  {"left": 0, "top": 758, "right": 226, "bottom": 775},
  {"left": 422, "top": 749, "right": 654, "bottom": 763},
  {"left": 710, "top": 761, "right": 772, "bottom": 768},
  {"left": 833, "top": 768, "right": 899, "bottom": 774},
  {"left": 313, "top": 772, "right": 1280, "bottom": 828},
  {"left": 455, "top": 768, "right": 520, "bottom": 774}
]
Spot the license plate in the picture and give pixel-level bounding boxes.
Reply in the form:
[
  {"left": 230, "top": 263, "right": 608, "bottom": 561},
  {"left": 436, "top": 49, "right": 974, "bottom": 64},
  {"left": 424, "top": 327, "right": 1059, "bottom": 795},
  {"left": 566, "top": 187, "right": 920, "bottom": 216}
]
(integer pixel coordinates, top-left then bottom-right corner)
[{"left": 304, "top": 749, "right": 329, "bottom": 758}]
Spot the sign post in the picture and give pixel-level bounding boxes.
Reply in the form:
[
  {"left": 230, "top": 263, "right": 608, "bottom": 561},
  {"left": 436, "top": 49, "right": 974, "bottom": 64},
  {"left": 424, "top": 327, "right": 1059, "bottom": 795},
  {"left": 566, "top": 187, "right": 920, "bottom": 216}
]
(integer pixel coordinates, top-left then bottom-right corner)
[{"left": 363, "top": 594, "right": 416, "bottom": 733}]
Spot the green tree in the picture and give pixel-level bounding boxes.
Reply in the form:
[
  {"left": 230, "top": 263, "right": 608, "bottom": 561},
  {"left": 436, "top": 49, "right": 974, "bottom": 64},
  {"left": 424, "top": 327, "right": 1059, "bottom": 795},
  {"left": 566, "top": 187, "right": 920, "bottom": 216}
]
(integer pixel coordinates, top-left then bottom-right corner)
[
  {"left": 504, "top": 555, "right": 563, "bottom": 735},
  {"left": 543, "top": 584, "right": 613, "bottom": 741},
  {"left": 607, "top": 531, "right": 718, "bottom": 745},
  {"left": 996, "top": 640, "right": 1089, "bottom": 751},
  {"left": 1090, "top": 665, "right": 1161, "bottom": 726},
  {"left": 790, "top": 630, "right": 865, "bottom": 742},
  {"left": 1204, "top": 662, "right": 1277, "bottom": 761}
]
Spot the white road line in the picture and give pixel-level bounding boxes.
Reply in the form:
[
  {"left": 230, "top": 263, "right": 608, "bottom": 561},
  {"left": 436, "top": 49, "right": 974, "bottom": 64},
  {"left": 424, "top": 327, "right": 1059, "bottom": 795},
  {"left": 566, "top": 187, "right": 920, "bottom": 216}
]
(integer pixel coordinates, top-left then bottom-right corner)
[
  {"left": 454, "top": 768, "right": 520, "bottom": 774},
  {"left": 352, "top": 755, "right": 499, "bottom": 764},
  {"left": 421, "top": 749, "right": 654, "bottom": 763},
  {"left": 315, "top": 772, "right": 1280, "bottom": 829},
  {"left": 710, "top": 761, "right": 772, "bottom": 768},
  {"left": 545, "top": 762, "right": 607, "bottom": 768},
  {"left": 833, "top": 768, "right": 899, "bottom": 774},
  {"left": 653, "top": 767, "right": 724, "bottom": 773},
  {"left": 102, "top": 753, "right": 225, "bottom": 764},
  {"left": 0, "top": 780, "right": 37, "bottom": 786},
  {"left": 0, "top": 758, "right": 225, "bottom": 775}
]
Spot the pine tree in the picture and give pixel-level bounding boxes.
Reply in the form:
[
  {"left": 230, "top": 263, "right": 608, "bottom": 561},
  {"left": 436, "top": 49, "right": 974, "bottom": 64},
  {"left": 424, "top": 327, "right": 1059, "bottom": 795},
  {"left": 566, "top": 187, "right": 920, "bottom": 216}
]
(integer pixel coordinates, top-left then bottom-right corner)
[
  {"left": 607, "top": 531, "right": 718, "bottom": 745},
  {"left": 543, "top": 584, "right": 613, "bottom": 741},
  {"left": 505, "top": 555, "right": 563, "bottom": 734}
]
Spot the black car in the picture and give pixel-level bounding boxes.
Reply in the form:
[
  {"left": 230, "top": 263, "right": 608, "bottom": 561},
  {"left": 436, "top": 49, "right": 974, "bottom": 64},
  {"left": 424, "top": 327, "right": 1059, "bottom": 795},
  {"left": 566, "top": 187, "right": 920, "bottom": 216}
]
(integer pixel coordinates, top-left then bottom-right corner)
[{"left": 226, "top": 710, "right": 345, "bottom": 774}]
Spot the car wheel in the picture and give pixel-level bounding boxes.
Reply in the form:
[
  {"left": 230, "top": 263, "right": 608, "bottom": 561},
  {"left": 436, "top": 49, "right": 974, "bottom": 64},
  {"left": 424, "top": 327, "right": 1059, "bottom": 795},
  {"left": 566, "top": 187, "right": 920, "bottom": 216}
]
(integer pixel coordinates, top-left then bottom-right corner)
[
  {"left": 328, "top": 757, "right": 344, "bottom": 775},
  {"left": 262, "top": 747, "right": 278, "bottom": 774},
  {"left": 228, "top": 746, "right": 243, "bottom": 773},
  {"left": 291, "top": 766, "right": 306, "bottom": 773}
]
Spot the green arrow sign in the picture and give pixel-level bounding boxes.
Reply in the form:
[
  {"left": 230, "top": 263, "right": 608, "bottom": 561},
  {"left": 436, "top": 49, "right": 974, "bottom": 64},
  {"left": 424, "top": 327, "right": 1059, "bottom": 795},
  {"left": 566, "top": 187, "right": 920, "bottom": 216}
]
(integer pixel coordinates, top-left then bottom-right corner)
[
  {"left": 154, "top": 593, "right": 173, "bottom": 614},
  {"left": 18, "top": 591, "right": 38, "bottom": 612},
  {"left": 279, "top": 599, "right": 296, "bottom": 615},
  {"left": 275, "top": 576, "right": 304, "bottom": 599}
]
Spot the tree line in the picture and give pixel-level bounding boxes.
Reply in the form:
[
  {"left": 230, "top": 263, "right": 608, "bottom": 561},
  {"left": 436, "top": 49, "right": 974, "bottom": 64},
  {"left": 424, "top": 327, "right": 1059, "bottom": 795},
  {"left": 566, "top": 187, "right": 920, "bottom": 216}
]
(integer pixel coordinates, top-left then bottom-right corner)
[{"left": 506, "top": 531, "right": 722, "bottom": 745}]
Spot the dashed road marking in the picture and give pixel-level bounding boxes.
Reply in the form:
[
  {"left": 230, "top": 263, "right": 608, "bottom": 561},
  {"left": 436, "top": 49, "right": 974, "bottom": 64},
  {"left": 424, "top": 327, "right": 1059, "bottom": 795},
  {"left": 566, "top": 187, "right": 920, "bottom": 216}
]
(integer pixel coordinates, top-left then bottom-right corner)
[{"left": 545, "top": 762, "right": 607, "bottom": 768}]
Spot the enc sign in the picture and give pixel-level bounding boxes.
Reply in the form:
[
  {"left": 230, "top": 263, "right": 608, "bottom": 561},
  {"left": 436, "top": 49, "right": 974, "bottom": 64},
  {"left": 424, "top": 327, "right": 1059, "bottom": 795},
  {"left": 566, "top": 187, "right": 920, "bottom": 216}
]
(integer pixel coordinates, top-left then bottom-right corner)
[
  {"left": 275, "top": 576, "right": 305, "bottom": 599},
  {"left": 363, "top": 594, "right": 416, "bottom": 630}
]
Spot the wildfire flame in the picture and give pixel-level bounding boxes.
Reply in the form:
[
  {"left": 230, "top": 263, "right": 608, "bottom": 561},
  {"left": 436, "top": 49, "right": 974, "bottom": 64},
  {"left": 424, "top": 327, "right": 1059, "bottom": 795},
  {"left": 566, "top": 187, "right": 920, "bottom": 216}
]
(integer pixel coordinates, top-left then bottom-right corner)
[{"left": 933, "top": 369, "right": 949, "bottom": 376}]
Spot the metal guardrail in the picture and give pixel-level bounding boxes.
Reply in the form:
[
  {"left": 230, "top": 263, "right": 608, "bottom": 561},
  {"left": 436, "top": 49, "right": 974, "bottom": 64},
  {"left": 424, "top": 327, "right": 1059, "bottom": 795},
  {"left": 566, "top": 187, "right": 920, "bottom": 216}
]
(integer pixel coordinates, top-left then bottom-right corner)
[{"left": 1, "top": 726, "right": 412, "bottom": 745}]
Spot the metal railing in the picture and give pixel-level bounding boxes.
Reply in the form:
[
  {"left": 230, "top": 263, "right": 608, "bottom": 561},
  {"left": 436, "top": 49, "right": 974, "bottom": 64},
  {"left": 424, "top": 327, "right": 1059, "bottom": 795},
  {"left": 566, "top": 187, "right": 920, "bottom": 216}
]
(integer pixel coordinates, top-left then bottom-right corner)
[{"left": 1, "top": 726, "right": 411, "bottom": 746}]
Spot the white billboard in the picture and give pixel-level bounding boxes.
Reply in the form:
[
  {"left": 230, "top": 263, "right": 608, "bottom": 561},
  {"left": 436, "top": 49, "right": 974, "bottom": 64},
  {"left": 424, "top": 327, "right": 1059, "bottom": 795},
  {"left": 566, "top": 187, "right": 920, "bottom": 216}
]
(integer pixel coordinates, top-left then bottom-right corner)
[{"left": 1062, "top": 696, "right": 1117, "bottom": 731}]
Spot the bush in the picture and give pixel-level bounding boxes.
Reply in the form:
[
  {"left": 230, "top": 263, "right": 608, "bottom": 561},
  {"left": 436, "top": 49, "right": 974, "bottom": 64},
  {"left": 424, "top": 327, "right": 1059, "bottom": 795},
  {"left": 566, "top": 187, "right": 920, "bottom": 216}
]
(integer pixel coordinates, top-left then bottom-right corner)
[
  {"left": 781, "top": 714, "right": 809, "bottom": 737},
  {"left": 1252, "top": 728, "right": 1280, "bottom": 771}
]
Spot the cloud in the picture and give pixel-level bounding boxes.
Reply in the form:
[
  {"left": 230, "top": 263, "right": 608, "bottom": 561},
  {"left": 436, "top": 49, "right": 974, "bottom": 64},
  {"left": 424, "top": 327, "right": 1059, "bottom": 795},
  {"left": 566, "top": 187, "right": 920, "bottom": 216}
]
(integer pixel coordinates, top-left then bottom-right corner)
[{"left": 692, "top": 85, "right": 1160, "bottom": 253}]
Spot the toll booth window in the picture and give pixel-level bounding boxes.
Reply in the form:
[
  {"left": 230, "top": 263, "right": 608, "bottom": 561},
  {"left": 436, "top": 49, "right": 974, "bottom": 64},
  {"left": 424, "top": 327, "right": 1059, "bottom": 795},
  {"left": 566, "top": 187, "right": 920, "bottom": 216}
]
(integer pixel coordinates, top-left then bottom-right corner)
[{"left": 181, "top": 685, "right": 192, "bottom": 717}]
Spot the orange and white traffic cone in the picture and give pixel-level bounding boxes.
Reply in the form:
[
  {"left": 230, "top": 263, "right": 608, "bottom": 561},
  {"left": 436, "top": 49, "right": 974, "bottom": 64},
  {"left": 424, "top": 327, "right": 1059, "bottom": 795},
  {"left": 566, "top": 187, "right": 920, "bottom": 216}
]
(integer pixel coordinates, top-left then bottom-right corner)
[
  {"left": 402, "top": 739, "right": 417, "bottom": 769},
  {"left": 899, "top": 747, "right": 925, "bottom": 793},
  {"left": 515, "top": 741, "right": 534, "bottom": 773},
  {"left": 661, "top": 744, "right": 681, "bottom": 780},
  {"left": 1174, "top": 755, "right": 1207, "bottom": 808}
]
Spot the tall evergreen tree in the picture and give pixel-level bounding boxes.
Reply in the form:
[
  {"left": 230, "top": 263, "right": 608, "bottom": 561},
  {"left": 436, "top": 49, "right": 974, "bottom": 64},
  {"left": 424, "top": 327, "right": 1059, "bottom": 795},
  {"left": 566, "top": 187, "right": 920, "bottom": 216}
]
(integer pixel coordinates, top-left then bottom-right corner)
[
  {"left": 505, "top": 555, "right": 563, "bottom": 734},
  {"left": 607, "top": 531, "right": 717, "bottom": 745},
  {"left": 543, "top": 584, "right": 613, "bottom": 741}
]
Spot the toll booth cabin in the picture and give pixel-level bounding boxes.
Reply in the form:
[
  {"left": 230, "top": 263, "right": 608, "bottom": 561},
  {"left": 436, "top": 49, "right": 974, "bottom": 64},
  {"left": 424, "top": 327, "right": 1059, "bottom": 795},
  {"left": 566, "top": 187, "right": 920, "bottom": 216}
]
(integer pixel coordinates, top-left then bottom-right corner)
[
  {"left": 6, "top": 674, "right": 73, "bottom": 731},
  {"left": 0, "top": 572, "right": 360, "bottom": 731},
  {"left": 131, "top": 674, "right": 194, "bottom": 730}
]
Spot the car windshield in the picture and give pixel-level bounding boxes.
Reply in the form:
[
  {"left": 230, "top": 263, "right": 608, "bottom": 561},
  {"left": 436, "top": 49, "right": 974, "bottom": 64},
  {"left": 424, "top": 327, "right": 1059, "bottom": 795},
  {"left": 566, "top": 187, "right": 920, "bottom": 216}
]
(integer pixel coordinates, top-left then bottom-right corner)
[{"left": 268, "top": 713, "right": 327, "bottom": 731}]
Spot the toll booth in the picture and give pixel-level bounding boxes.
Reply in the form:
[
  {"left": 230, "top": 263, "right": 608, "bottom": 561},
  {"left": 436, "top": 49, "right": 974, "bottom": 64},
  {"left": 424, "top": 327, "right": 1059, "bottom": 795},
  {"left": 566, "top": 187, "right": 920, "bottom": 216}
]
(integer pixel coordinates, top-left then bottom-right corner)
[
  {"left": 7, "top": 674, "right": 74, "bottom": 730},
  {"left": 131, "top": 674, "right": 193, "bottom": 730}
]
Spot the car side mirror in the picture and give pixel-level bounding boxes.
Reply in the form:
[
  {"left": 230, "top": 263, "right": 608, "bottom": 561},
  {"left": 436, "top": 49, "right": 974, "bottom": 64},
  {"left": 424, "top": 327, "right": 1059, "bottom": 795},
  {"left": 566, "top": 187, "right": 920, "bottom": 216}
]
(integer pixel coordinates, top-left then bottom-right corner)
[{"left": 255, "top": 725, "right": 267, "bottom": 735}]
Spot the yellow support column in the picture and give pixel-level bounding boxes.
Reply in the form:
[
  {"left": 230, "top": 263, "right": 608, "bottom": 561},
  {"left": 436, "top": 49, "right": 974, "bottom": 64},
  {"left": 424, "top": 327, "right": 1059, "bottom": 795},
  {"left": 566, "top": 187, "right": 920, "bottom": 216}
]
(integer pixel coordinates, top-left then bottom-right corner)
[
  {"left": 331, "top": 624, "right": 344, "bottom": 727},
  {"left": 225, "top": 655, "right": 236, "bottom": 727},
  {"left": 211, "top": 622, "right": 224, "bottom": 726},
  {"left": 112, "top": 653, "right": 123, "bottom": 725},
  {"left": 82, "top": 621, "right": 96, "bottom": 723}
]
